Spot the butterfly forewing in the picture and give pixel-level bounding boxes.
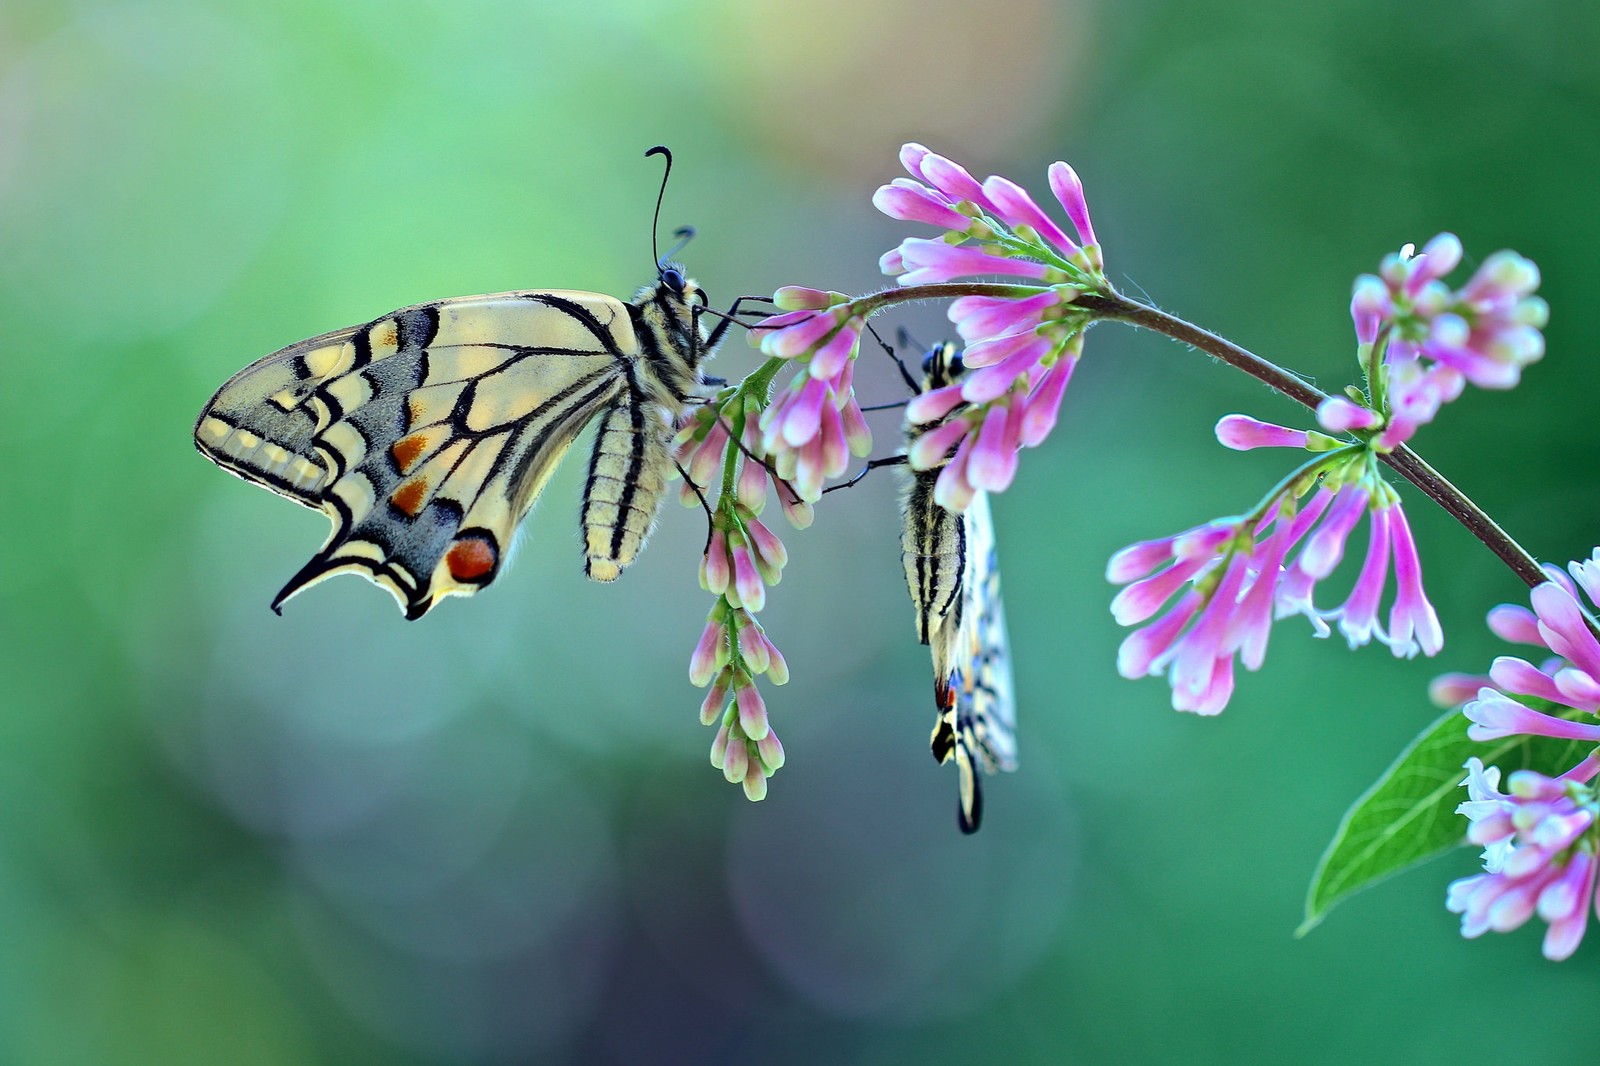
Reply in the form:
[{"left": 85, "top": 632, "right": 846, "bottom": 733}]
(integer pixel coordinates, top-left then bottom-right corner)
[
  {"left": 196, "top": 286, "right": 706, "bottom": 619},
  {"left": 901, "top": 344, "right": 1019, "bottom": 833}
]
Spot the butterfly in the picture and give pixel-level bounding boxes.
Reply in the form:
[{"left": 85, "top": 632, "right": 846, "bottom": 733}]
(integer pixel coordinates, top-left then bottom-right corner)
[
  {"left": 194, "top": 147, "right": 759, "bottom": 619},
  {"left": 899, "top": 342, "right": 1019, "bottom": 833}
]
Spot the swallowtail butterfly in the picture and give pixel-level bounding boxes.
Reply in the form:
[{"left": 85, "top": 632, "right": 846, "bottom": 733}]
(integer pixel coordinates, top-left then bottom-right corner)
[
  {"left": 900, "top": 342, "right": 1019, "bottom": 833},
  {"left": 194, "top": 148, "right": 756, "bottom": 620}
]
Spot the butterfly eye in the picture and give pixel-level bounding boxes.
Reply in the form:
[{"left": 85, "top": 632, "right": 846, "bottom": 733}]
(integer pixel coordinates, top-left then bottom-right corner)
[
  {"left": 661, "top": 267, "right": 686, "bottom": 294},
  {"left": 920, "top": 348, "right": 939, "bottom": 375},
  {"left": 947, "top": 350, "right": 966, "bottom": 377}
]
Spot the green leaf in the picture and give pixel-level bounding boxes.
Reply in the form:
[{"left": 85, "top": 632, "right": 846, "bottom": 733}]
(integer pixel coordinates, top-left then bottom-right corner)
[{"left": 1299, "top": 701, "right": 1596, "bottom": 935}]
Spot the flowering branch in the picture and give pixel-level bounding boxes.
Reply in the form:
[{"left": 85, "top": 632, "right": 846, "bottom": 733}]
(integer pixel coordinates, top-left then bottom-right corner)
[
  {"left": 1078, "top": 291, "right": 1550, "bottom": 593},
  {"left": 682, "top": 140, "right": 1594, "bottom": 959}
]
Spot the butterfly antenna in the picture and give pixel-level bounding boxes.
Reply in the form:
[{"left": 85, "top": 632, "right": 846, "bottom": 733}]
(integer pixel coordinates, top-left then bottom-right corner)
[
  {"left": 646, "top": 145, "right": 673, "bottom": 268},
  {"left": 663, "top": 225, "right": 695, "bottom": 262}
]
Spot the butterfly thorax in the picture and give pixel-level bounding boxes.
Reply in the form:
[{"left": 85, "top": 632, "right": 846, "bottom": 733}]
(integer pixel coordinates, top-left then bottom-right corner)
[{"left": 626, "top": 263, "right": 712, "bottom": 408}]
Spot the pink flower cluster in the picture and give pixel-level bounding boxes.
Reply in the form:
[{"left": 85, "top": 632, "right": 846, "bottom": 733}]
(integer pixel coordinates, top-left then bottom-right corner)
[
  {"left": 876, "top": 142, "right": 1103, "bottom": 277},
  {"left": 750, "top": 288, "right": 873, "bottom": 502},
  {"left": 675, "top": 397, "right": 806, "bottom": 801},
  {"left": 1438, "top": 554, "right": 1600, "bottom": 957},
  {"left": 690, "top": 599, "right": 789, "bottom": 802},
  {"left": 677, "top": 401, "right": 813, "bottom": 529},
  {"left": 903, "top": 333, "right": 1081, "bottom": 513},
  {"left": 1321, "top": 234, "right": 1547, "bottom": 450},
  {"left": 1109, "top": 448, "right": 1441, "bottom": 714},
  {"left": 874, "top": 145, "right": 1108, "bottom": 510},
  {"left": 1449, "top": 759, "right": 1598, "bottom": 960}
]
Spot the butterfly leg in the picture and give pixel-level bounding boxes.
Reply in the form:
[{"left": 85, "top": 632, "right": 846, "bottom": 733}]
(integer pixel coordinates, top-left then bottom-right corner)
[
  {"left": 581, "top": 393, "right": 674, "bottom": 581},
  {"left": 699, "top": 294, "right": 775, "bottom": 355}
]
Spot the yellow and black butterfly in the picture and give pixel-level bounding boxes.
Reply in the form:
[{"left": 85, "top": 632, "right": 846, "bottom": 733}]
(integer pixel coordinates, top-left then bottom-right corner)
[
  {"left": 899, "top": 342, "right": 1019, "bottom": 833},
  {"left": 195, "top": 147, "right": 761, "bottom": 620}
]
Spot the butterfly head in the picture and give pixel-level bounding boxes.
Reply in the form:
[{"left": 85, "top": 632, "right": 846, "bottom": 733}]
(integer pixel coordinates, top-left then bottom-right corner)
[
  {"left": 635, "top": 256, "right": 708, "bottom": 342},
  {"left": 921, "top": 341, "right": 966, "bottom": 391}
]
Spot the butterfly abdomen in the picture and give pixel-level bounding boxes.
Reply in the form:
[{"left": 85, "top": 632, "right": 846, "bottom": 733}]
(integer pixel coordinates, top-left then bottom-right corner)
[
  {"left": 901, "top": 468, "right": 967, "bottom": 650},
  {"left": 581, "top": 396, "right": 674, "bottom": 582}
]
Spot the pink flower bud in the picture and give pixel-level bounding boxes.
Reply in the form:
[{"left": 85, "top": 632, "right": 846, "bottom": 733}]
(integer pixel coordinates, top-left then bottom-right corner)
[
  {"left": 919, "top": 151, "right": 992, "bottom": 211},
  {"left": 737, "top": 623, "right": 771, "bottom": 674},
  {"left": 736, "top": 453, "right": 768, "bottom": 513},
  {"left": 689, "top": 618, "right": 726, "bottom": 687},
  {"left": 809, "top": 323, "right": 860, "bottom": 380},
  {"left": 1350, "top": 275, "right": 1389, "bottom": 345},
  {"left": 899, "top": 142, "right": 933, "bottom": 181},
  {"left": 981, "top": 173, "right": 1078, "bottom": 254},
  {"left": 1216, "top": 414, "right": 1312, "bottom": 451},
  {"left": 932, "top": 441, "right": 977, "bottom": 513},
  {"left": 757, "top": 730, "right": 785, "bottom": 772},
  {"left": 731, "top": 542, "right": 766, "bottom": 613},
  {"left": 762, "top": 308, "right": 840, "bottom": 359},
  {"left": 965, "top": 404, "right": 1018, "bottom": 493},
  {"left": 686, "top": 420, "right": 729, "bottom": 488},
  {"left": 736, "top": 682, "right": 769, "bottom": 740},
  {"left": 702, "top": 528, "right": 730, "bottom": 595},
  {"left": 908, "top": 416, "right": 970, "bottom": 471},
  {"left": 895, "top": 238, "right": 1051, "bottom": 287},
  {"left": 722, "top": 733, "right": 749, "bottom": 783},
  {"left": 699, "top": 676, "right": 729, "bottom": 725},
  {"left": 840, "top": 394, "right": 873, "bottom": 458},
  {"left": 1020, "top": 355, "right": 1074, "bottom": 447},
  {"left": 961, "top": 325, "right": 1046, "bottom": 370},
  {"left": 743, "top": 515, "right": 788, "bottom": 572},
  {"left": 781, "top": 377, "right": 829, "bottom": 449},
  {"left": 961, "top": 335, "right": 1051, "bottom": 404},
  {"left": 873, "top": 179, "right": 971, "bottom": 230},
  {"left": 1046, "top": 161, "right": 1098, "bottom": 257},
  {"left": 763, "top": 638, "right": 790, "bottom": 686},
  {"left": 1315, "top": 398, "right": 1381, "bottom": 433},
  {"left": 949, "top": 290, "right": 1064, "bottom": 346},
  {"left": 777, "top": 479, "right": 813, "bottom": 530},
  {"left": 772, "top": 286, "right": 837, "bottom": 311},
  {"left": 742, "top": 766, "right": 768, "bottom": 801},
  {"left": 905, "top": 383, "right": 967, "bottom": 426},
  {"left": 710, "top": 723, "right": 731, "bottom": 768},
  {"left": 815, "top": 400, "right": 846, "bottom": 480}
]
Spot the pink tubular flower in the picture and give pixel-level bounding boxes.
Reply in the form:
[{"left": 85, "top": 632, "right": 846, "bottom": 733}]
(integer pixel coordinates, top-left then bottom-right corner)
[
  {"left": 1110, "top": 454, "right": 1442, "bottom": 714},
  {"left": 1447, "top": 758, "right": 1600, "bottom": 960}
]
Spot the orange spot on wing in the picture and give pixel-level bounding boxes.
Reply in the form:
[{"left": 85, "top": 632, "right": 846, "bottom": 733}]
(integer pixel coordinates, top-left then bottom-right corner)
[
  {"left": 407, "top": 397, "right": 425, "bottom": 427},
  {"left": 390, "top": 478, "right": 428, "bottom": 516},
  {"left": 391, "top": 434, "right": 428, "bottom": 473},
  {"left": 446, "top": 537, "right": 498, "bottom": 582}
]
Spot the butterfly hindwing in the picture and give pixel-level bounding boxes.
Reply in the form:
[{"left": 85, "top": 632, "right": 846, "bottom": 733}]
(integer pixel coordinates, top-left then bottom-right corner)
[{"left": 196, "top": 289, "right": 675, "bottom": 619}]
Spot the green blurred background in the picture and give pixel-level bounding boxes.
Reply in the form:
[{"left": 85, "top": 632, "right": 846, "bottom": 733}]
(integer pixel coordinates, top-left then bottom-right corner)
[{"left": 4, "top": 1, "right": 1599, "bottom": 1062}]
